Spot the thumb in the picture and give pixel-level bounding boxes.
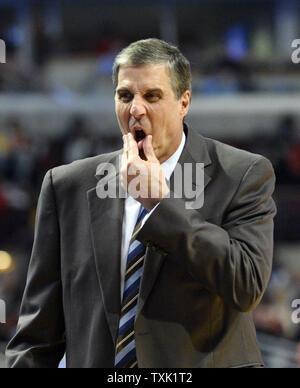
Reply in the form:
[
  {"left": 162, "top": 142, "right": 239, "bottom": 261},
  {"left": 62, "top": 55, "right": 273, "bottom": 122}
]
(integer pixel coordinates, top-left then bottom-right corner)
[{"left": 143, "top": 135, "right": 157, "bottom": 162}]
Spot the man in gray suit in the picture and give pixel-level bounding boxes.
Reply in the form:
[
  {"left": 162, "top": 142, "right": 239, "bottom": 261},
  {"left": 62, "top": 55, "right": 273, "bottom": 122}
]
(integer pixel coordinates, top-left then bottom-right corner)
[{"left": 6, "top": 39, "right": 276, "bottom": 368}]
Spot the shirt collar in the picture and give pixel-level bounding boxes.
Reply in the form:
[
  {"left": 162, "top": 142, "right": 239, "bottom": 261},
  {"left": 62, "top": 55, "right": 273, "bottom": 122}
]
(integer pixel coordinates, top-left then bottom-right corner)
[{"left": 160, "top": 130, "right": 186, "bottom": 181}]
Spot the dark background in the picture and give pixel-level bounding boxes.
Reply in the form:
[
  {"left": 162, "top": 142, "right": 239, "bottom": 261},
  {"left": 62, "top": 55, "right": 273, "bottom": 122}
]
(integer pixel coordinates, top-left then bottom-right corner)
[{"left": 0, "top": 0, "right": 300, "bottom": 368}]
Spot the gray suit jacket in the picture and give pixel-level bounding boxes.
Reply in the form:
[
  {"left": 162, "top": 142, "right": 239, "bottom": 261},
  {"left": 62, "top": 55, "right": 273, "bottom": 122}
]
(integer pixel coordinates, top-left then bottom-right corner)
[{"left": 6, "top": 126, "right": 276, "bottom": 368}]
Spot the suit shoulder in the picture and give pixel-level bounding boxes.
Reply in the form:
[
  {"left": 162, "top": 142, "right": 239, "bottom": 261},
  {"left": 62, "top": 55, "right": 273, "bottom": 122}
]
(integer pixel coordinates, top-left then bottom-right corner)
[
  {"left": 203, "top": 136, "right": 273, "bottom": 177},
  {"left": 50, "top": 150, "right": 121, "bottom": 189}
]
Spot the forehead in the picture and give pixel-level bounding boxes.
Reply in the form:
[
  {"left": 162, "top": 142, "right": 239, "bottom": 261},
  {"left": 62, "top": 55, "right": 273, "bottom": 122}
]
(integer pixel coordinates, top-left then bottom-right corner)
[{"left": 117, "top": 63, "right": 172, "bottom": 91}]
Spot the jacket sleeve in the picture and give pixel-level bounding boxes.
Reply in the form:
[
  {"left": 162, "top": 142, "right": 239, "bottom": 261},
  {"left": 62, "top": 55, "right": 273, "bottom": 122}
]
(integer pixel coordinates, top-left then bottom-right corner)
[
  {"left": 138, "top": 156, "right": 277, "bottom": 313},
  {"left": 5, "top": 170, "right": 65, "bottom": 368}
]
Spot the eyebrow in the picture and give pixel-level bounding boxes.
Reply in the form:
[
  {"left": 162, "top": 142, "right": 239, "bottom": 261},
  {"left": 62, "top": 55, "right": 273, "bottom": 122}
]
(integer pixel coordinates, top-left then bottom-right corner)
[
  {"left": 144, "top": 88, "right": 163, "bottom": 95},
  {"left": 116, "top": 87, "right": 164, "bottom": 95},
  {"left": 116, "top": 87, "right": 131, "bottom": 94}
]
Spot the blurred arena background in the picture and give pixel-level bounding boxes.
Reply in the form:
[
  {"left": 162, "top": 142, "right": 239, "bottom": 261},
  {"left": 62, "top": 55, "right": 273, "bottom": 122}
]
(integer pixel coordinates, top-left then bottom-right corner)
[{"left": 0, "top": 0, "right": 300, "bottom": 368}]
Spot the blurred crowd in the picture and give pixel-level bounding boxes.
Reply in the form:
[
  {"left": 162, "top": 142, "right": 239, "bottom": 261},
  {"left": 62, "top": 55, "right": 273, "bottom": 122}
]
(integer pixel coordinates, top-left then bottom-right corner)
[
  {"left": 248, "top": 115, "right": 300, "bottom": 185},
  {"left": 1, "top": 1, "right": 300, "bottom": 97}
]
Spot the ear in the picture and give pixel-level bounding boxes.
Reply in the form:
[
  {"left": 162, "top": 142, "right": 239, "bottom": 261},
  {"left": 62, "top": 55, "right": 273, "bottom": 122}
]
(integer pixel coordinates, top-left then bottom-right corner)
[{"left": 180, "top": 90, "right": 191, "bottom": 119}]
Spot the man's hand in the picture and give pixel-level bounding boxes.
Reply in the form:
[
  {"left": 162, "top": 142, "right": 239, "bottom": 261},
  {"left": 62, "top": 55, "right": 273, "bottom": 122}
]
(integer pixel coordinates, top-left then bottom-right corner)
[{"left": 121, "top": 133, "right": 170, "bottom": 211}]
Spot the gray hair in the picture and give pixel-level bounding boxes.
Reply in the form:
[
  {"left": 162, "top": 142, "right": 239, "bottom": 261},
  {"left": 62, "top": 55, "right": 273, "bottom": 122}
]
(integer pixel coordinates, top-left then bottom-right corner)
[{"left": 112, "top": 38, "right": 191, "bottom": 99}]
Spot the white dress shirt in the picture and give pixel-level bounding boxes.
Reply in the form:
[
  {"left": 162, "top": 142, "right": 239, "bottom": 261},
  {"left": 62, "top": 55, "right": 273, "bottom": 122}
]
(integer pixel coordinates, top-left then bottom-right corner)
[{"left": 120, "top": 131, "right": 186, "bottom": 298}]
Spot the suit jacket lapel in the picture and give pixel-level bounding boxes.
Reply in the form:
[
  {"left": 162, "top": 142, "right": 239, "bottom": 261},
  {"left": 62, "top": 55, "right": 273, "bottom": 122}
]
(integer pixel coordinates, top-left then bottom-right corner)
[
  {"left": 137, "top": 125, "right": 212, "bottom": 318},
  {"left": 175, "top": 124, "right": 212, "bottom": 192},
  {"left": 87, "top": 152, "right": 124, "bottom": 345}
]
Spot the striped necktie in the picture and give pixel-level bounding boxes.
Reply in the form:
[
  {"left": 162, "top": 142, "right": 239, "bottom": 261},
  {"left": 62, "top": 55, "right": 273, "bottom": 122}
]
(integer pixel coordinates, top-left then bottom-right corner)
[{"left": 114, "top": 206, "right": 148, "bottom": 368}]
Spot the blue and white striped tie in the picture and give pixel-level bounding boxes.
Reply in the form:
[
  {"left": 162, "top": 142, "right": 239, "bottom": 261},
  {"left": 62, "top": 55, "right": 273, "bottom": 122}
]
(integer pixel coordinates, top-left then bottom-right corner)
[{"left": 114, "top": 206, "right": 148, "bottom": 368}]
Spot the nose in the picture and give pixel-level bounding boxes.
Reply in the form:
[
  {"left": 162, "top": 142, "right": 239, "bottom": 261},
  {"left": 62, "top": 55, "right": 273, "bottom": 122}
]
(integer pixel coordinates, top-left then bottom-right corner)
[{"left": 130, "top": 95, "right": 146, "bottom": 119}]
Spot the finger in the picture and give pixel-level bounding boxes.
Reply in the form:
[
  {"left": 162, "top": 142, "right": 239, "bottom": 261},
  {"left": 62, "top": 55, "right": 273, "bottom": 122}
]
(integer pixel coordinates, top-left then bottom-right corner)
[
  {"left": 122, "top": 134, "right": 129, "bottom": 165},
  {"left": 122, "top": 133, "right": 128, "bottom": 153},
  {"left": 143, "top": 135, "right": 157, "bottom": 162},
  {"left": 121, "top": 139, "right": 130, "bottom": 193},
  {"left": 127, "top": 132, "right": 139, "bottom": 158},
  {"left": 137, "top": 139, "right": 144, "bottom": 151},
  {"left": 121, "top": 145, "right": 127, "bottom": 167}
]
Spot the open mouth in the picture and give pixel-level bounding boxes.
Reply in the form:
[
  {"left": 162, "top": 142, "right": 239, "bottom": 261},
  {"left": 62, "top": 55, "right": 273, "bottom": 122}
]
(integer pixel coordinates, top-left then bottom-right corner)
[{"left": 135, "top": 130, "right": 146, "bottom": 142}]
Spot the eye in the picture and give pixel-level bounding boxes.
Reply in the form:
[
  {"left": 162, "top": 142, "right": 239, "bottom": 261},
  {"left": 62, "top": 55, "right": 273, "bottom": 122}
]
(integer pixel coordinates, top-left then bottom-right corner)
[
  {"left": 118, "top": 92, "right": 133, "bottom": 102},
  {"left": 145, "top": 93, "right": 160, "bottom": 102}
]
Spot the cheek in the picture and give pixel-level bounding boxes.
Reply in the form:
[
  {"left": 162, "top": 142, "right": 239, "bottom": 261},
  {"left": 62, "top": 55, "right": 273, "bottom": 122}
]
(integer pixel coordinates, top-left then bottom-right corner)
[{"left": 116, "top": 105, "right": 129, "bottom": 124}]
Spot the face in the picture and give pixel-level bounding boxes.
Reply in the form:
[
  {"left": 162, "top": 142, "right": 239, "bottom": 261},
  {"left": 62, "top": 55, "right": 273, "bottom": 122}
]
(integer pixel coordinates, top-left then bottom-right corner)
[{"left": 115, "top": 63, "right": 190, "bottom": 163}]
